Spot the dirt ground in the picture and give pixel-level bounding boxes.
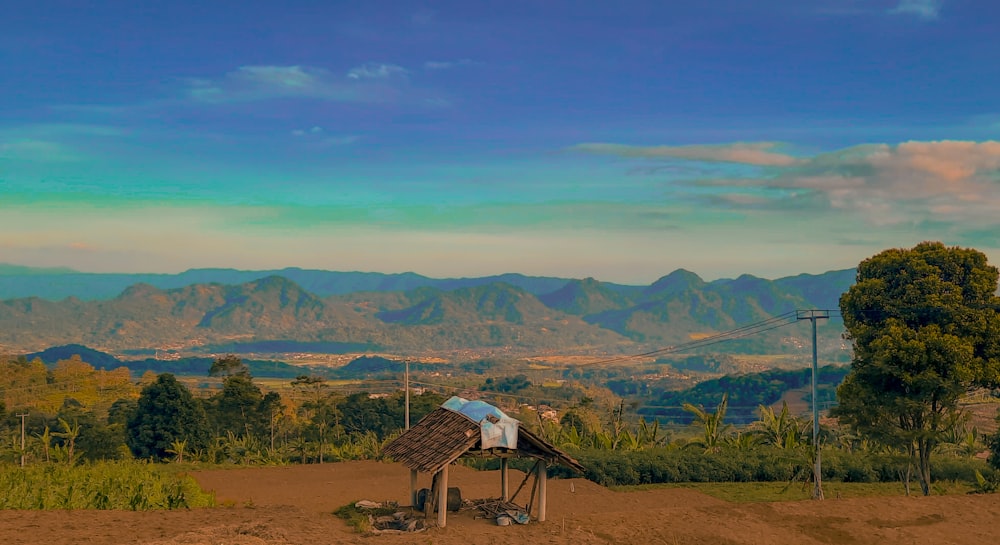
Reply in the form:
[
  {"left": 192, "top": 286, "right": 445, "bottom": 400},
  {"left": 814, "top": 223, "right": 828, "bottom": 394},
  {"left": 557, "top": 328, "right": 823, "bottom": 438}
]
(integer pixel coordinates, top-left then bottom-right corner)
[{"left": 1, "top": 461, "right": 999, "bottom": 544}]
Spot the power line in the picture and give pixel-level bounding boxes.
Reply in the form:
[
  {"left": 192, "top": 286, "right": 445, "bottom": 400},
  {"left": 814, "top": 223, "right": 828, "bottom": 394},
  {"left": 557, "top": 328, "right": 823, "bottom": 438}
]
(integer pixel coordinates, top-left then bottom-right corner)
[{"left": 566, "top": 311, "right": 802, "bottom": 367}]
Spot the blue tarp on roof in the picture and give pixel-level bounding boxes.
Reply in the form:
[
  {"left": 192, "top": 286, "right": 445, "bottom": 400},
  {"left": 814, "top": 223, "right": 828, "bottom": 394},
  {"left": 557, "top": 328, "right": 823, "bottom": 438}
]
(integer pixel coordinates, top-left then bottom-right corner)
[{"left": 442, "top": 396, "right": 519, "bottom": 449}]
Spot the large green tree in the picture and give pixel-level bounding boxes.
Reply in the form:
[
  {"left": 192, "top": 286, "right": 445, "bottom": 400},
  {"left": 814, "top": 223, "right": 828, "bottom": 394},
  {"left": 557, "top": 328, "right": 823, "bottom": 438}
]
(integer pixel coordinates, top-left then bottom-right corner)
[
  {"left": 836, "top": 242, "right": 1000, "bottom": 495},
  {"left": 126, "top": 374, "right": 211, "bottom": 461}
]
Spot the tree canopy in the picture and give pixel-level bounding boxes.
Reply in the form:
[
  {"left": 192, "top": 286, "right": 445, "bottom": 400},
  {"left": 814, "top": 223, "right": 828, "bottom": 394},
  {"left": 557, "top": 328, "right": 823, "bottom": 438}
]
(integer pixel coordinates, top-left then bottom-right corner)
[
  {"left": 126, "top": 374, "right": 211, "bottom": 461},
  {"left": 835, "top": 241, "right": 1000, "bottom": 495}
]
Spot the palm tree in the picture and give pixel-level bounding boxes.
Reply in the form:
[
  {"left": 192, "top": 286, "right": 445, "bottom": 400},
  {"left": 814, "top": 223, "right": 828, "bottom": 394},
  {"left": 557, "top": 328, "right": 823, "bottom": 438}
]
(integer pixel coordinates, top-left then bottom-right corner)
[
  {"left": 53, "top": 418, "right": 80, "bottom": 465},
  {"left": 166, "top": 439, "right": 188, "bottom": 463},
  {"left": 33, "top": 426, "right": 52, "bottom": 463},
  {"left": 751, "top": 401, "right": 803, "bottom": 449},
  {"left": 682, "top": 393, "right": 732, "bottom": 453}
]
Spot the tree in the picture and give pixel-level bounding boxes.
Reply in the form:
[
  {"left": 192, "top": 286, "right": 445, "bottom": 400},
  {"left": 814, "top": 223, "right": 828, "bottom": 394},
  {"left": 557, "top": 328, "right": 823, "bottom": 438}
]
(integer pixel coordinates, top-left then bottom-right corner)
[
  {"left": 209, "top": 354, "right": 249, "bottom": 378},
  {"left": 206, "top": 373, "right": 265, "bottom": 437},
  {"left": 836, "top": 242, "right": 1000, "bottom": 495},
  {"left": 126, "top": 374, "right": 211, "bottom": 461}
]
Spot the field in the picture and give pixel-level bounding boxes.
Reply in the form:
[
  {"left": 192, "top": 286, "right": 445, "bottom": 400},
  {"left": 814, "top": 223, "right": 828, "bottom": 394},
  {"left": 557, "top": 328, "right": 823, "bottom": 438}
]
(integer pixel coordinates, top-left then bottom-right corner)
[{"left": 1, "top": 461, "right": 999, "bottom": 545}]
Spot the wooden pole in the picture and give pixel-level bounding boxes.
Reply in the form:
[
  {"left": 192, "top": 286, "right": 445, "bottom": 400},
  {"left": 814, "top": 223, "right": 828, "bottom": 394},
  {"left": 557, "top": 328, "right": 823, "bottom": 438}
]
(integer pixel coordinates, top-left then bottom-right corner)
[
  {"left": 537, "top": 460, "right": 548, "bottom": 522},
  {"left": 424, "top": 472, "right": 438, "bottom": 519},
  {"left": 18, "top": 413, "right": 27, "bottom": 468},
  {"left": 437, "top": 464, "right": 449, "bottom": 528},
  {"left": 509, "top": 460, "right": 539, "bottom": 505},
  {"left": 500, "top": 457, "right": 509, "bottom": 501},
  {"left": 526, "top": 466, "right": 539, "bottom": 517}
]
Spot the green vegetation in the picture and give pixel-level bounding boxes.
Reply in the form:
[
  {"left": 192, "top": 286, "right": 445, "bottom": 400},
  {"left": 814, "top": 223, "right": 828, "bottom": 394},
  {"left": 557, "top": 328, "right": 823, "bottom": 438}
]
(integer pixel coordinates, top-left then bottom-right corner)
[
  {"left": 836, "top": 242, "right": 1000, "bottom": 496},
  {"left": 548, "top": 445, "right": 996, "bottom": 489},
  {"left": 127, "top": 374, "right": 212, "bottom": 460},
  {"left": 640, "top": 365, "right": 849, "bottom": 424},
  {"left": 0, "top": 460, "right": 214, "bottom": 509},
  {"left": 333, "top": 501, "right": 398, "bottom": 534}
]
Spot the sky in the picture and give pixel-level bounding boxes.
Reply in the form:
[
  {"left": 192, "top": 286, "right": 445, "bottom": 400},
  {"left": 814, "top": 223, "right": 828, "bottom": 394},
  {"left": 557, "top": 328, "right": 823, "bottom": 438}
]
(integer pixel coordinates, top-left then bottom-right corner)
[{"left": 1, "top": 0, "right": 999, "bottom": 284}]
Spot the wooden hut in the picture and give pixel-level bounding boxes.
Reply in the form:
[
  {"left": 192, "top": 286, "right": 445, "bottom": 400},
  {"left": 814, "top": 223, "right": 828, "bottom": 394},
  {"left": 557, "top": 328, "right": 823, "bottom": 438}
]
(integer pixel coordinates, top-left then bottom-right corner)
[{"left": 382, "top": 397, "right": 584, "bottom": 527}]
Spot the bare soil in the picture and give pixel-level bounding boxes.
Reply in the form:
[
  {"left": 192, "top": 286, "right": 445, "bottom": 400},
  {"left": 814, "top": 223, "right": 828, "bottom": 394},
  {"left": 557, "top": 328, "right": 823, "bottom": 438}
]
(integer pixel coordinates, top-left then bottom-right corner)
[{"left": 2, "top": 461, "right": 999, "bottom": 544}]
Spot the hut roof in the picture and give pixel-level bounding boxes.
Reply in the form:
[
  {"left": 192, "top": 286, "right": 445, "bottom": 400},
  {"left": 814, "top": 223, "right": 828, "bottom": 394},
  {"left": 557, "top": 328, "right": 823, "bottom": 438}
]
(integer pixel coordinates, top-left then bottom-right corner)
[{"left": 383, "top": 404, "right": 585, "bottom": 474}]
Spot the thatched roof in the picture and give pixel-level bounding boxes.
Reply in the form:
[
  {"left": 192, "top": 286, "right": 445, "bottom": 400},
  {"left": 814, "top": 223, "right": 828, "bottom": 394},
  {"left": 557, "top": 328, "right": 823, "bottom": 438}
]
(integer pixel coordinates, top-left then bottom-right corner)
[
  {"left": 383, "top": 407, "right": 481, "bottom": 473},
  {"left": 383, "top": 406, "right": 585, "bottom": 474}
]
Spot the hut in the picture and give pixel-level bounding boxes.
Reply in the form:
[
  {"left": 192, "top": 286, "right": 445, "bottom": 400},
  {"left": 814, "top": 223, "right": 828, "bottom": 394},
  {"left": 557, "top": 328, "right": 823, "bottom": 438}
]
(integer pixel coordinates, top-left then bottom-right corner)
[{"left": 382, "top": 396, "right": 585, "bottom": 527}]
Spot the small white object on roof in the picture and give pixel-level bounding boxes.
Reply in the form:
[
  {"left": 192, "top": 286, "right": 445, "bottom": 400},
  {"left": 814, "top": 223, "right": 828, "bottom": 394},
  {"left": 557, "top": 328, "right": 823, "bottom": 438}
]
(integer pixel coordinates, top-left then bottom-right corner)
[{"left": 442, "top": 396, "right": 519, "bottom": 449}]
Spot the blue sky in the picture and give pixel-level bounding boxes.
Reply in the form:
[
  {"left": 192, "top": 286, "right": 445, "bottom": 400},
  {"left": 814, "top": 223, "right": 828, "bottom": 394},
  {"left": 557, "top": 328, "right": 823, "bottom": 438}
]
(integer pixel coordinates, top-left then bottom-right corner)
[{"left": 1, "top": 0, "right": 998, "bottom": 283}]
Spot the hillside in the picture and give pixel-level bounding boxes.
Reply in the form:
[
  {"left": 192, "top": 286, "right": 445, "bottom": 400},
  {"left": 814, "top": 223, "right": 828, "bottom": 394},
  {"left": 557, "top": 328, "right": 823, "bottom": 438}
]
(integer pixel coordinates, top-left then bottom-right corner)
[{"left": 0, "top": 268, "right": 855, "bottom": 357}]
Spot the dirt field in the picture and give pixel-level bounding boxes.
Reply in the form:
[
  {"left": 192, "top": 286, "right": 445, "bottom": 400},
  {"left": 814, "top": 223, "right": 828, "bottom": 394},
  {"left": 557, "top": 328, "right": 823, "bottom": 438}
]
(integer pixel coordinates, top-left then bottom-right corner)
[{"left": 1, "top": 461, "right": 999, "bottom": 544}]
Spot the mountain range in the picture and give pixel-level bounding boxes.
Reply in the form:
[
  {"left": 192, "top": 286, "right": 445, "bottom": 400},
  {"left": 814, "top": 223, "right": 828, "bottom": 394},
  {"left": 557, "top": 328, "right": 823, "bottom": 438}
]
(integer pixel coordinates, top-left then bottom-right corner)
[{"left": 0, "top": 265, "right": 855, "bottom": 358}]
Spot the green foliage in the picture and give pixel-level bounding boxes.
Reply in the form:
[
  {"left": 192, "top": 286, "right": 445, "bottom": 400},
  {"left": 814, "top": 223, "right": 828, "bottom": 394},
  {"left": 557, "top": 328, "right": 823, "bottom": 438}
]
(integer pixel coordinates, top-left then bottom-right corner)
[
  {"left": 750, "top": 401, "right": 805, "bottom": 449},
  {"left": 204, "top": 374, "right": 278, "bottom": 438},
  {"left": 544, "top": 445, "right": 993, "bottom": 488},
  {"left": 970, "top": 470, "right": 999, "bottom": 494},
  {"left": 480, "top": 374, "right": 532, "bottom": 394},
  {"left": 334, "top": 501, "right": 398, "bottom": 534},
  {"left": 208, "top": 354, "right": 249, "bottom": 378},
  {"left": 126, "top": 374, "right": 211, "bottom": 461},
  {"left": 836, "top": 242, "right": 1000, "bottom": 496},
  {"left": 0, "top": 460, "right": 214, "bottom": 509},
  {"left": 682, "top": 393, "right": 732, "bottom": 453}
]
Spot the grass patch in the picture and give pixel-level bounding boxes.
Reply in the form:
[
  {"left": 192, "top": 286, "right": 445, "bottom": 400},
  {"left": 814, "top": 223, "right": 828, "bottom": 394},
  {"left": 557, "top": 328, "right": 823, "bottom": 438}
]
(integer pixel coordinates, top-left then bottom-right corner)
[
  {"left": 611, "top": 480, "right": 976, "bottom": 502},
  {"left": 334, "top": 501, "right": 398, "bottom": 534}
]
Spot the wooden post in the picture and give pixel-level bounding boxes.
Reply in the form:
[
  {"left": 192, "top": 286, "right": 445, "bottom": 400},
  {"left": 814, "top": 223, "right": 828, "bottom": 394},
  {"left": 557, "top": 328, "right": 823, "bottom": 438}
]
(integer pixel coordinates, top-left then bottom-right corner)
[
  {"left": 437, "top": 464, "right": 449, "bottom": 528},
  {"left": 537, "top": 460, "right": 548, "bottom": 522},
  {"left": 500, "top": 457, "right": 509, "bottom": 501},
  {"left": 410, "top": 469, "right": 418, "bottom": 507}
]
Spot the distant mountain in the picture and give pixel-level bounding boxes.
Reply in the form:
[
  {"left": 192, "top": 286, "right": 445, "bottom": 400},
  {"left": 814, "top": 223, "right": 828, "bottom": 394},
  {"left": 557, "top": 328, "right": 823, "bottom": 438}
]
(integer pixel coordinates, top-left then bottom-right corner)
[
  {"left": 26, "top": 343, "right": 123, "bottom": 368},
  {"left": 0, "top": 266, "right": 592, "bottom": 301},
  {"left": 0, "top": 276, "right": 383, "bottom": 352},
  {"left": 0, "top": 268, "right": 857, "bottom": 358},
  {"left": 547, "top": 270, "right": 848, "bottom": 352},
  {"left": 538, "top": 277, "right": 635, "bottom": 315},
  {"left": 23, "top": 343, "right": 310, "bottom": 378}
]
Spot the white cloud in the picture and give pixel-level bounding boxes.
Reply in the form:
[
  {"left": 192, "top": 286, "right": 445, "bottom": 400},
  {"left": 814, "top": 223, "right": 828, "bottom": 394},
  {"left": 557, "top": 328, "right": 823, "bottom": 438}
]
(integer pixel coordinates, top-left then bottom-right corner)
[
  {"left": 185, "top": 64, "right": 414, "bottom": 104},
  {"left": 572, "top": 142, "right": 799, "bottom": 166},
  {"left": 693, "top": 140, "right": 1000, "bottom": 228},
  {"left": 583, "top": 138, "right": 1000, "bottom": 237},
  {"left": 346, "top": 63, "right": 408, "bottom": 80},
  {"left": 289, "top": 126, "right": 358, "bottom": 146},
  {"left": 186, "top": 65, "right": 369, "bottom": 103},
  {"left": 889, "top": 0, "right": 943, "bottom": 20},
  {"left": 424, "top": 59, "right": 476, "bottom": 70}
]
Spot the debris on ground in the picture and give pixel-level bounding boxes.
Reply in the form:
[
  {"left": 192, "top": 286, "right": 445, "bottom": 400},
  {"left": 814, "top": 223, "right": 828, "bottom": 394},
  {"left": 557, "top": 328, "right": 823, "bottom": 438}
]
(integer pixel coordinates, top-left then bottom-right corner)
[
  {"left": 351, "top": 500, "right": 427, "bottom": 534},
  {"left": 466, "top": 497, "right": 531, "bottom": 525}
]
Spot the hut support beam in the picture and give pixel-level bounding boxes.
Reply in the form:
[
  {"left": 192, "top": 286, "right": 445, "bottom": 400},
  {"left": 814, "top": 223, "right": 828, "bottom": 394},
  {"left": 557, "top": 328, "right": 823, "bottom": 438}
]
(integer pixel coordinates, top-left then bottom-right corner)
[
  {"left": 437, "top": 464, "right": 449, "bottom": 528},
  {"left": 409, "top": 469, "right": 418, "bottom": 507},
  {"left": 500, "top": 458, "right": 509, "bottom": 501},
  {"left": 537, "top": 460, "right": 548, "bottom": 522},
  {"left": 424, "top": 472, "right": 437, "bottom": 519}
]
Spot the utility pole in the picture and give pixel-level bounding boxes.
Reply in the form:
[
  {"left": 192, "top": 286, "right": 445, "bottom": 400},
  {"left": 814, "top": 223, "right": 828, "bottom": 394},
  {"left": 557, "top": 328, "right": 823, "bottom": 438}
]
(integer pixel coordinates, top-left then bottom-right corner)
[
  {"left": 797, "top": 310, "right": 829, "bottom": 500},
  {"left": 17, "top": 413, "right": 28, "bottom": 468},
  {"left": 404, "top": 358, "right": 417, "bottom": 508},
  {"left": 404, "top": 359, "right": 410, "bottom": 430}
]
